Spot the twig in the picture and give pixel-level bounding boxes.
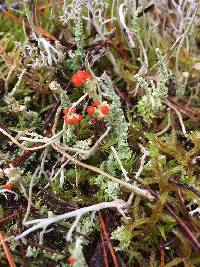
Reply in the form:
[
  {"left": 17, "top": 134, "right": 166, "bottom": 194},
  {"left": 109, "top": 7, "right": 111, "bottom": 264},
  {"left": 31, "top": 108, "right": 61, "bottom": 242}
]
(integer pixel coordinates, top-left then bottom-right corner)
[
  {"left": 53, "top": 144, "right": 155, "bottom": 200},
  {"left": 99, "top": 212, "right": 119, "bottom": 267},
  {"left": 0, "top": 214, "right": 16, "bottom": 224},
  {"left": 164, "top": 98, "right": 187, "bottom": 136},
  {"left": 168, "top": 178, "right": 200, "bottom": 198},
  {"left": 156, "top": 110, "right": 171, "bottom": 136},
  {"left": 176, "top": 188, "right": 200, "bottom": 232},
  {"left": 26, "top": 239, "right": 67, "bottom": 256},
  {"left": 0, "top": 231, "right": 16, "bottom": 267},
  {"left": 166, "top": 97, "right": 200, "bottom": 122},
  {"left": 100, "top": 228, "right": 109, "bottom": 267},
  {"left": 2, "top": 10, "right": 57, "bottom": 41},
  {"left": 166, "top": 204, "right": 200, "bottom": 253},
  {"left": 17, "top": 206, "right": 29, "bottom": 267},
  {"left": 160, "top": 241, "right": 165, "bottom": 267}
]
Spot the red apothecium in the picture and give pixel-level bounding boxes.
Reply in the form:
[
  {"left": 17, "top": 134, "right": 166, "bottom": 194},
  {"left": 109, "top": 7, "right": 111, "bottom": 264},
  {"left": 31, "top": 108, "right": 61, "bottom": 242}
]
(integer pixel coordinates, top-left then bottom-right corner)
[{"left": 71, "top": 70, "right": 93, "bottom": 87}]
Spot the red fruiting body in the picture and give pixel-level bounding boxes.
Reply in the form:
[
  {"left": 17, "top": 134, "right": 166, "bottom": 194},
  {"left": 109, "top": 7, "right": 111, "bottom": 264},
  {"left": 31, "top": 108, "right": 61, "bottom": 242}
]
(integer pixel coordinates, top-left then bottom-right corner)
[
  {"left": 87, "top": 106, "right": 95, "bottom": 115},
  {"left": 64, "top": 116, "right": 73, "bottom": 125},
  {"left": 92, "top": 101, "right": 100, "bottom": 107},
  {"left": 67, "top": 257, "right": 76, "bottom": 265},
  {"left": 101, "top": 105, "right": 110, "bottom": 115},
  {"left": 77, "top": 114, "right": 83, "bottom": 121},
  {"left": 70, "top": 107, "right": 76, "bottom": 114},
  {"left": 71, "top": 70, "right": 93, "bottom": 87},
  {"left": 63, "top": 108, "right": 69, "bottom": 115},
  {"left": 4, "top": 182, "right": 13, "bottom": 190},
  {"left": 71, "top": 117, "right": 79, "bottom": 124},
  {"left": 64, "top": 114, "right": 83, "bottom": 125}
]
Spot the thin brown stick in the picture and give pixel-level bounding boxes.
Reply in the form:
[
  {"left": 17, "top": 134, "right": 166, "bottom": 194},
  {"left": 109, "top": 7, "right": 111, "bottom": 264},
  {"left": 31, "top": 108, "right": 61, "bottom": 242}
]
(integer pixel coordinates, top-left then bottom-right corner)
[
  {"left": 98, "top": 212, "right": 119, "bottom": 267},
  {"left": 0, "top": 214, "right": 16, "bottom": 224},
  {"left": 0, "top": 231, "right": 16, "bottom": 267},
  {"left": 39, "top": 1, "right": 64, "bottom": 11},
  {"left": 168, "top": 178, "right": 200, "bottom": 198},
  {"left": 164, "top": 97, "right": 200, "bottom": 123},
  {"left": 160, "top": 238, "right": 165, "bottom": 267},
  {"left": 2, "top": 10, "right": 58, "bottom": 41},
  {"left": 176, "top": 188, "right": 200, "bottom": 232},
  {"left": 26, "top": 240, "right": 67, "bottom": 256},
  {"left": 160, "top": 249, "right": 165, "bottom": 267},
  {"left": 100, "top": 227, "right": 109, "bottom": 267},
  {"left": 17, "top": 207, "right": 29, "bottom": 267},
  {"left": 166, "top": 205, "right": 200, "bottom": 253}
]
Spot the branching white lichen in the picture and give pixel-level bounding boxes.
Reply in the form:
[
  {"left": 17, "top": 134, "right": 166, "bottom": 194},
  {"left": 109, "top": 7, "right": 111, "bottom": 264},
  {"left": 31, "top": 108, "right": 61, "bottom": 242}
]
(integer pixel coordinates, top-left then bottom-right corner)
[
  {"left": 127, "top": 144, "right": 149, "bottom": 204},
  {"left": 119, "top": 3, "right": 135, "bottom": 48},
  {"left": 111, "top": 146, "right": 129, "bottom": 182},
  {"left": 86, "top": 0, "right": 120, "bottom": 74},
  {"left": 61, "top": 0, "right": 84, "bottom": 23},
  {"left": 0, "top": 127, "right": 64, "bottom": 151},
  {"left": 37, "top": 38, "right": 64, "bottom": 66},
  {"left": 83, "top": 126, "right": 111, "bottom": 159},
  {"left": 9, "top": 68, "right": 26, "bottom": 97},
  {"left": 0, "top": 189, "right": 18, "bottom": 200},
  {"left": 13, "top": 199, "right": 128, "bottom": 241},
  {"left": 24, "top": 0, "right": 64, "bottom": 67},
  {"left": 135, "top": 144, "right": 149, "bottom": 180},
  {"left": 23, "top": 167, "right": 40, "bottom": 223},
  {"left": 189, "top": 207, "right": 200, "bottom": 217}
]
